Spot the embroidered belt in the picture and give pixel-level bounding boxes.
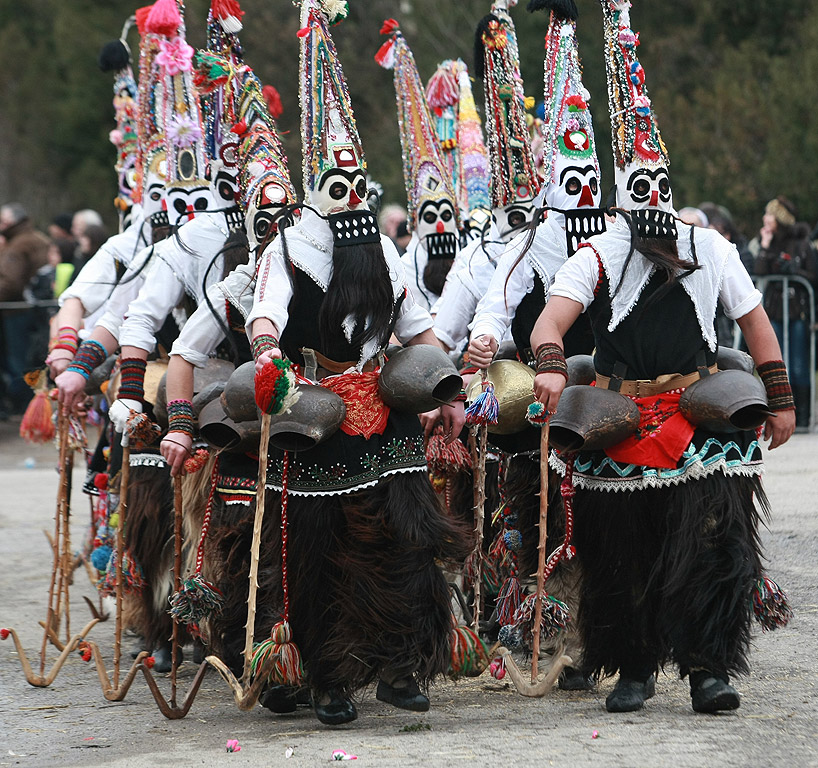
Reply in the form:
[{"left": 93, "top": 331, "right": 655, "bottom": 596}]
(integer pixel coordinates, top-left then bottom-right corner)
[{"left": 596, "top": 364, "right": 718, "bottom": 398}]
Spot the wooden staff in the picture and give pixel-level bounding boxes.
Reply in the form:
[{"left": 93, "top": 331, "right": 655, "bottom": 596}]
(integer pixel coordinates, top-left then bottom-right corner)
[
  {"left": 530, "top": 421, "right": 550, "bottom": 683},
  {"left": 114, "top": 434, "right": 130, "bottom": 688},
  {"left": 169, "top": 475, "right": 184, "bottom": 706},
  {"left": 242, "top": 411, "right": 272, "bottom": 684},
  {"left": 40, "top": 406, "right": 68, "bottom": 675}
]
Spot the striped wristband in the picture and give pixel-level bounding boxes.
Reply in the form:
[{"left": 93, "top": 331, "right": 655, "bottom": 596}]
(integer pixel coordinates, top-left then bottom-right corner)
[
  {"left": 52, "top": 326, "right": 80, "bottom": 354},
  {"left": 167, "top": 399, "right": 195, "bottom": 437},
  {"left": 118, "top": 357, "right": 147, "bottom": 402},
  {"left": 66, "top": 340, "right": 107, "bottom": 380},
  {"left": 534, "top": 342, "right": 568, "bottom": 379},
  {"left": 757, "top": 360, "right": 795, "bottom": 412},
  {"left": 252, "top": 333, "right": 279, "bottom": 362}
]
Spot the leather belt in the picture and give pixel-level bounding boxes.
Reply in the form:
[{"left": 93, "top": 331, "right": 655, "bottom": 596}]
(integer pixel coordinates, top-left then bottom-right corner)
[
  {"left": 596, "top": 364, "right": 718, "bottom": 397},
  {"left": 301, "top": 347, "right": 377, "bottom": 380}
]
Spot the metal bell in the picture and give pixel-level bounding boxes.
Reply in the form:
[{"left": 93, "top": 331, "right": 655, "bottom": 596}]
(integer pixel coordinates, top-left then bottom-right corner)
[
  {"left": 378, "top": 345, "right": 462, "bottom": 414},
  {"left": 154, "top": 358, "right": 236, "bottom": 427},
  {"left": 85, "top": 355, "right": 117, "bottom": 396},
  {"left": 716, "top": 346, "right": 755, "bottom": 374},
  {"left": 465, "top": 360, "right": 535, "bottom": 435},
  {"left": 549, "top": 385, "right": 640, "bottom": 452},
  {"left": 565, "top": 354, "right": 596, "bottom": 387},
  {"left": 267, "top": 384, "right": 346, "bottom": 452},
  {"left": 198, "top": 398, "right": 261, "bottom": 454},
  {"left": 220, "top": 361, "right": 258, "bottom": 423},
  {"left": 679, "top": 369, "right": 773, "bottom": 432}
]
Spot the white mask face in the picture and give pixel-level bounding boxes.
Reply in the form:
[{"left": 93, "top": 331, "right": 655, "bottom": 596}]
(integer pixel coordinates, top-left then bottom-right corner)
[
  {"left": 311, "top": 168, "right": 368, "bottom": 215},
  {"left": 615, "top": 165, "right": 673, "bottom": 212},
  {"left": 492, "top": 200, "right": 536, "bottom": 243},
  {"left": 246, "top": 181, "right": 290, "bottom": 250},
  {"left": 416, "top": 198, "right": 457, "bottom": 244},
  {"left": 548, "top": 161, "right": 601, "bottom": 214},
  {"left": 210, "top": 159, "right": 240, "bottom": 206},
  {"left": 166, "top": 185, "right": 214, "bottom": 225},
  {"left": 142, "top": 169, "right": 167, "bottom": 221}
]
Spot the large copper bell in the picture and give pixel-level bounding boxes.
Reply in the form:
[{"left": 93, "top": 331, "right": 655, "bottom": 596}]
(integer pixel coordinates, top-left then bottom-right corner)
[
  {"left": 716, "top": 345, "right": 755, "bottom": 374},
  {"left": 198, "top": 398, "right": 261, "bottom": 454},
  {"left": 85, "top": 354, "right": 117, "bottom": 396},
  {"left": 566, "top": 354, "right": 596, "bottom": 387},
  {"left": 154, "top": 358, "right": 235, "bottom": 428},
  {"left": 378, "top": 345, "right": 462, "bottom": 413},
  {"left": 549, "top": 385, "right": 640, "bottom": 452},
  {"left": 220, "top": 361, "right": 258, "bottom": 423},
  {"left": 465, "top": 360, "right": 535, "bottom": 435},
  {"left": 267, "top": 384, "right": 346, "bottom": 452},
  {"left": 679, "top": 369, "right": 772, "bottom": 432}
]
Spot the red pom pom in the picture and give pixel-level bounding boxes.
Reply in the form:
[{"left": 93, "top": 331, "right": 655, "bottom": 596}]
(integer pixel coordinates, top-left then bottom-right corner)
[
  {"left": 135, "top": 5, "right": 153, "bottom": 35},
  {"left": 262, "top": 85, "right": 283, "bottom": 120},
  {"left": 0, "top": 628, "right": 9, "bottom": 640},
  {"left": 144, "top": 656, "right": 156, "bottom": 669},
  {"left": 231, "top": 119, "right": 248, "bottom": 136},
  {"left": 254, "top": 361, "right": 287, "bottom": 414},
  {"left": 212, "top": 0, "right": 244, "bottom": 23},
  {"left": 94, "top": 473, "right": 109, "bottom": 491},
  {"left": 380, "top": 18, "right": 399, "bottom": 35},
  {"left": 145, "top": 0, "right": 182, "bottom": 37}
]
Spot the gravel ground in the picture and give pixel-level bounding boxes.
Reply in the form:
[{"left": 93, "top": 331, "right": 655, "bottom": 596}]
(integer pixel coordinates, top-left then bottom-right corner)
[{"left": 1, "top": 416, "right": 816, "bottom": 768}]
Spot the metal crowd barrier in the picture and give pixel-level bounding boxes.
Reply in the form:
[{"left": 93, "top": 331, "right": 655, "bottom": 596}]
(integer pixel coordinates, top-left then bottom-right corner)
[
  {"left": 732, "top": 275, "right": 816, "bottom": 433},
  {"left": 0, "top": 299, "right": 59, "bottom": 310}
]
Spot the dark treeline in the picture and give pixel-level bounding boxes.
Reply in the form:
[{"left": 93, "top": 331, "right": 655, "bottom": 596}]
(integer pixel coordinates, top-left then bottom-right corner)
[{"left": 1, "top": 0, "right": 816, "bottom": 236}]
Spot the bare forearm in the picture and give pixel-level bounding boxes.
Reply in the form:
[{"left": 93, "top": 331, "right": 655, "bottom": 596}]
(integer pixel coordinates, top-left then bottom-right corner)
[
  {"left": 736, "top": 305, "right": 783, "bottom": 365},
  {"left": 166, "top": 356, "right": 195, "bottom": 403},
  {"left": 55, "top": 298, "right": 85, "bottom": 333},
  {"left": 407, "top": 327, "right": 444, "bottom": 348}
]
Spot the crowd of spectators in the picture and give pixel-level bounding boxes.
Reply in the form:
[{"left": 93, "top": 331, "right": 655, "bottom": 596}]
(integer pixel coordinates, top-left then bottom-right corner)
[{"left": 0, "top": 202, "right": 107, "bottom": 418}]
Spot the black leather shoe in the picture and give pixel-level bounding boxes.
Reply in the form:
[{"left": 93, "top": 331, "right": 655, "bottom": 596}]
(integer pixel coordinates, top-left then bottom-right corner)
[
  {"left": 312, "top": 690, "right": 357, "bottom": 725},
  {"left": 151, "top": 645, "right": 183, "bottom": 674},
  {"left": 559, "top": 667, "right": 595, "bottom": 691},
  {"left": 691, "top": 676, "right": 740, "bottom": 713},
  {"left": 260, "top": 685, "right": 299, "bottom": 714},
  {"left": 376, "top": 678, "right": 430, "bottom": 712},
  {"left": 605, "top": 674, "right": 656, "bottom": 713}
]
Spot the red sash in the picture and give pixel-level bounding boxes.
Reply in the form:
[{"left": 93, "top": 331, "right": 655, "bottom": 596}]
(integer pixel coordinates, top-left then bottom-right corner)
[{"left": 321, "top": 371, "right": 390, "bottom": 440}]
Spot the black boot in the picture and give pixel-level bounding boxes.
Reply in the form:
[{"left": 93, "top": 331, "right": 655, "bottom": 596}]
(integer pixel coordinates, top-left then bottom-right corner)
[
  {"left": 129, "top": 635, "right": 147, "bottom": 659},
  {"left": 151, "top": 644, "right": 183, "bottom": 674},
  {"left": 559, "top": 666, "right": 595, "bottom": 691},
  {"left": 260, "top": 685, "right": 299, "bottom": 714},
  {"left": 690, "top": 671, "right": 740, "bottom": 713},
  {"left": 376, "top": 678, "right": 430, "bottom": 712},
  {"left": 605, "top": 674, "right": 656, "bottom": 713},
  {"left": 312, "top": 690, "right": 357, "bottom": 725}
]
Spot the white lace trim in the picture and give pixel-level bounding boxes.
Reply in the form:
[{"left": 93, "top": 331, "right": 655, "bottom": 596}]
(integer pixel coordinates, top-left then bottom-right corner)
[
  {"left": 129, "top": 453, "right": 168, "bottom": 468},
  {"left": 265, "top": 465, "right": 427, "bottom": 497},
  {"left": 548, "top": 450, "right": 763, "bottom": 493}
]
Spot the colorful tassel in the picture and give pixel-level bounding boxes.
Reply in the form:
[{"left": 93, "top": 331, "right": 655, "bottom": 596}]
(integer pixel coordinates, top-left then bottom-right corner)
[
  {"left": 262, "top": 85, "right": 283, "bottom": 119},
  {"left": 448, "top": 622, "right": 490, "bottom": 679},
  {"left": 250, "top": 620, "right": 304, "bottom": 685},
  {"left": 496, "top": 575, "right": 523, "bottom": 626},
  {"left": 144, "top": 0, "right": 182, "bottom": 37},
  {"left": 526, "top": 400, "right": 550, "bottom": 425},
  {"left": 212, "top": 0, "right": 244, "bottom": 33},
  {"left": 169, "top": 573, "right": 224, "bottom": 625},
  {"left": 489, "top": 656, "right": 506, "bottom": 680},
  {"left": 752, "top": 575, "right": 793, "bottom": 632},
  {"left": 512, "top": 592, "right": 570, "bottom": 648},
  {"left": 184, "top": 448, "right": 210, "bottom": 474},
  {"left": 254, "top": 358, "right": 300, "bottom": 415},
  {"left": 465, "top": 380, "right": 499, "bottom": 426},
  {"left": 425, "top": 425, "right": 472, "bottom": 476},
  {"left": 19, "top": 390, "right": 55, "bottom": 443},
  {"left": 374, "top": 38, "right": 396, "bottom": 70},
  {"left": 125, "top": 411, "right": 162, "bottom": 446}
]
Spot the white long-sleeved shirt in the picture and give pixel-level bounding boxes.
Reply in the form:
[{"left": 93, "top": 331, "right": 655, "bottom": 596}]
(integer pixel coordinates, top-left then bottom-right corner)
[
  {"left": 248, "top": 208, "right": 433, "bottom": 369},
  {"left": 470, "top": 215, "right": 568, "bottom": 343}
]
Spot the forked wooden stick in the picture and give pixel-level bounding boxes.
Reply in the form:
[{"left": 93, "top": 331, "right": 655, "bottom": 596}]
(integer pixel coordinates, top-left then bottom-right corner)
[
  {"left": 531, "top": 422, "right": 550, "bottom": 683},
  {"left": 497, "top": 646, "right": 572, "bottom": 698}
]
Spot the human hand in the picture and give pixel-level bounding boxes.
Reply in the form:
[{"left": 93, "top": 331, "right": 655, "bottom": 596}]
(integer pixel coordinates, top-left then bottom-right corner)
[
  {"left": 532, "top": 372, "right": 566, "bottom": 416},
  {"left": 439, "top": 401, "right": 465, "bottom": 444},
  {"left": 54, "top": 369, "right": 89, "bottom": 411},
  {"left": 46, "top": 351, "right": 74, "bottom": 380},
  {"left": 467, "top": 335, "right": 497, "bottom": 369},
  {"left": 254, "top": 346, "right": 283, "bottom": 374},
  {"left": 160, "top": 431, "right": 193, "bottom": 476},
  {"left": 762, "top": 409, "right": 795, "bottom": 450},
  {"left": 108, "top": 398, "right": 143, "bottom": 433}
]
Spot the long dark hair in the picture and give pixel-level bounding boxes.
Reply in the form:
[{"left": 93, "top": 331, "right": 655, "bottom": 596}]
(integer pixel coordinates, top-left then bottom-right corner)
[{"left": 319, "top": 235, "right": 394, "bottom": 349}]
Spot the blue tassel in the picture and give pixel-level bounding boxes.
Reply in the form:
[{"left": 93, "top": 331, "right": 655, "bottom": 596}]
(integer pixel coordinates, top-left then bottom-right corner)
[{"left": 465, "top": 381, "right": 499, "bottom": 426}]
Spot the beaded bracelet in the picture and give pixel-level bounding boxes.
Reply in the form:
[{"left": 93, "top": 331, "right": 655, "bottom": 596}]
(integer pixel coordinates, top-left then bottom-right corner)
[
  {"left": 52, "top": 326, "right": 79, "bottom": 354},
  {"left": 252, "top": 333, "right": 279, "bottom": 362},
  {"left": 117, "top": 357, "right": 147, "bottom": 402},
  {"left": 166, "top": 398, "right": 196, "bottom": 437},
  {"left": 66, "top": 340, "right": 108, "bottom": 380},
  {"left": 534, "top": 342, "right": 568, "bottom": 380},
  {"left": 757, "top": 360, "right": 795, "bottom": 412}
]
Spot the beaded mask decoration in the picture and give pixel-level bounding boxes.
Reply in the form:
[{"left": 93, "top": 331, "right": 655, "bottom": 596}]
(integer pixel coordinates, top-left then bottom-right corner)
[
  {"left": 145, "top": 0, "right": 213, "bottom": 227},
  {"left": 99, "top": 16, "right": 140, "bottom": 232},
  {"left": 425, "top": 59, "right": 491, "bottom": 235},
  {"left": 535, "top": 0, "right": 605, "bottom": 253},
  {"left": 298, "top": 0, "right": 369, "bottom": 217},
  {"left": 601, "top": 0, "right": 674, "bottom": 227},
  {"left": 377, "top": 19, "right": 459, "bottom": 259},
  {"left": 475, "top": 2, "right": 541, "bottom": 242}
]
